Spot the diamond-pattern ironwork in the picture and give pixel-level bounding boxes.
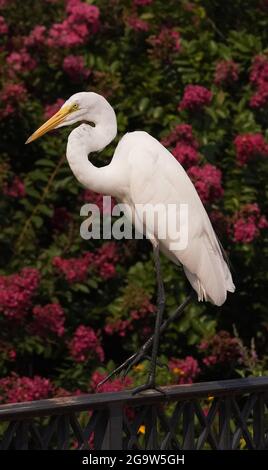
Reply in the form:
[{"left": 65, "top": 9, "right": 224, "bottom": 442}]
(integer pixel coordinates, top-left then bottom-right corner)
[{"left": 0, "top": 377, "right": 267, "bottom": 450}]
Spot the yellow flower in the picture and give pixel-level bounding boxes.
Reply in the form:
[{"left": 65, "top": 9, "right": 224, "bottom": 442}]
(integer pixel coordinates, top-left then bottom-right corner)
[
  {"left": 134, "top": 364, "right": 144, "bottom": 372},
  {"left": 207, "top": 395, "right": 214, "bottom": 402},
  {"left": 173, "top": 367, "right": 185, "bottom": 376},
  {"left": 138, "top": 425, "right": 145, "bottom": 434},
  {"left": 240, "top": 438, "right": 246, "bottom": 449}
]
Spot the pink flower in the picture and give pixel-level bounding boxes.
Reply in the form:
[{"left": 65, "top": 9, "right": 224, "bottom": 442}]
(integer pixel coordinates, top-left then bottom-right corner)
[
  {"left": 94, "top": 242, "right": 119, "bottom": 280},
  {"left": 0, "top": 83, "right": 27, "bottom": 118},
  {"left": 148, "top": 27, "right": 181, "bottom": 61},
  {"left": 234, "top": 133, "right": 268, "bottom": 165},
  {"left": 214, "top": 60, "right": 239, "bottom": 86},
  {"left": 230, "top": 203, "right": 268, "bottom": 243},
  {"left": 104, "top": 319, "right": 133, "bottom": 337},
  {"left": 48, "top": 1, "right": 99, "bottom": 47},
  {"left": 199, "top": 331, "right": 242, "bottom": 365},
  {"left": 69, "top": 325, "right": 104, "bottom": 363},
  {"left": 250, "top": 55, "right": 268, "bottom": 87},
  {"left": 90, "top": 371, "right": 132, "bottom": 393},
  {"left": 172, "top": 143, "right": 199, "bottom": 168},
  {"left": 0, "top": 268, "right": 40, "bottom": 320},
  {"left": 53, "top": 252, "right": 93, "bottom": 283},
  {"left": 44, "top": 98, "right": 65, "bottom": 120},
  {"left": 187, "top": 164, "right": 223, "bottom": 204},
  {"left": 169, "top": 356, "right": 200, "bottom": 384},
  {"left": 0, "top": 15, "right": 7, "bottom": 35},
  {"left": 126, "top": 15, "right": 149, "bottom": 32},
  {"left": 0, "top": 374, "right": 54, "bottom": 404},
  {"left": 7, "top": 49, "right": 36, "bottom": 75},
  {"left": 63, "top": 55, "right": 90, "bottom": 82},
  {"left": 161, "top": 123, "right": 198, "bottom": 149},
  {"left": 3, "top": 176, "right": 25, "bottom": 198},
  {"left": 250, "top": 83, "right": 268, "bottom": 108},
  {"left": 24, "top": 25, "right": 46, "bottom": 48},
  {"left": 30, "top": 303, "right": 65, "bottom": 337},
  {"left": 179, "top": 85, "right": 212, "bottom": 111}
]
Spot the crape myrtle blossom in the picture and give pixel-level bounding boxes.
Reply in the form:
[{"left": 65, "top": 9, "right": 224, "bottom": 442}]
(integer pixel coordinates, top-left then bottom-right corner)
[
  {"left": 90, "top": 371, "right": 132, "bottom": 393},
  {"left": 179, "top": 85, "right": 212, "bottom": 111},
  {"left": 169, "top": 356, "right": 200, "bottom": 384},
  {"left": 0, "top": 82, "right": 27, "bottom": 118},
  {"left": 6, "top": 49, "right": 37, "bottom": 75},
  {"left": 44, "top": 99, "right": 65, "bottom": 120},
  {"left": 234, "top": 133, "right": 268, "bottom": 165},
  {"left": 187, "top": 164, "right": 223, "bottom": 205},
  {"left": 126, "top": 15, "right": 149, "bottom": 32},
  {"left": 148, "top": 27, "right": 181, "bottom": 61},
  {"left": 0, "top": 268, "right": 40, "bottom": 320},
  {"left": 214, "top": 60, "right": 239, "bottom": 86},
  {"left": 29, "top": 303, "right": 65, "bottom": 338},
  {"left": 199, "top": 331, "right": 242, "bottom": 366},
  {"left": 0, "top": 374, "right": 54, "bottom": 403},
  {"left": 249, "top": 55, "right": 268, "bottom": 108},
  {"left": 0, "top": 15, "right": 8, "bottom": 35},
  {"left": 230, "top": 203, "right": 268, "bottom": 243},
  {"left": 47, "top": 0, "right": 100, "bottom": 48},
  {"left": 63, "top": 55, "right": 90, "bottom": 82},
  {"left": 68, "top": 325, "right": 104, "bottom": 363},
  {"left": 3, "top": 176, "right": 25, "bottom": 198}
]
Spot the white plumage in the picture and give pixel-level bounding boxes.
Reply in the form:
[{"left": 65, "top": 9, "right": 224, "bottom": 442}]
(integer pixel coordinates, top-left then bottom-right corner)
[{"left": 27, "top": 92, "right": 235, "bottom": 306}]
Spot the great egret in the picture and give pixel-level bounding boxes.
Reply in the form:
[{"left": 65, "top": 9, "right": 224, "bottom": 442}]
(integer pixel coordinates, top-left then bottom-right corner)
[{"left": 26, "top": 92, "right": 235, "bottom": 393}]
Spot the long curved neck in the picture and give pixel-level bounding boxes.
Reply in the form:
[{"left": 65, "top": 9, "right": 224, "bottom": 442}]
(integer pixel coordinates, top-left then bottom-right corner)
[{"left": 66, "top": 97, "right": 118, "bottom": 196}]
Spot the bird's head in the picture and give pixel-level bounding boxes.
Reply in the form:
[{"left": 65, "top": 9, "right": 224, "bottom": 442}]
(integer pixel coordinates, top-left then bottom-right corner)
[{"left": 25, "top": 92, "right": 103, "bottom": 144}]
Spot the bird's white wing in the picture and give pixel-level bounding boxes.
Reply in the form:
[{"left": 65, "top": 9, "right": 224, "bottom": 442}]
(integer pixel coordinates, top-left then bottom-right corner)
[{"left": 120, "top": 131, "right": 235, "bottom": 306}]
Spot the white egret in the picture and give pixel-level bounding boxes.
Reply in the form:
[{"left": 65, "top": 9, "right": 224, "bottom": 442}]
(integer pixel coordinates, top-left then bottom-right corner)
[{"left": 26, "top": 92, "right": 235, "bottom": 393}]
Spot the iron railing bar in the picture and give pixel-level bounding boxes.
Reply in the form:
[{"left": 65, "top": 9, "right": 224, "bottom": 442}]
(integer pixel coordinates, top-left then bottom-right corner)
[
  {"left": 231, "top": 394, "right": 257, "bottom": 450},
  {"left": 195, "top": 398, "right": 219, "bottom": 450},
  {"left": 0, "top": 377, "right": 268, "bottom": 421}
]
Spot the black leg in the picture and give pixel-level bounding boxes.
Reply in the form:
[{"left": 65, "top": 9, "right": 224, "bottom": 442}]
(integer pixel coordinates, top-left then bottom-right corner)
[
  {"left": 96, "top": 290, "right": 195, "bottom": 390},
  {"left": 131, "top": 244, "right": 165, "bottom": 394}
]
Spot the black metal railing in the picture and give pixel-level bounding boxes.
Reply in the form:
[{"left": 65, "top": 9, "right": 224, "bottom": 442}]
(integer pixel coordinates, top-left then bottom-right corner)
[{"left": 0, "top": 376, "right": 267, "bottom": 450}]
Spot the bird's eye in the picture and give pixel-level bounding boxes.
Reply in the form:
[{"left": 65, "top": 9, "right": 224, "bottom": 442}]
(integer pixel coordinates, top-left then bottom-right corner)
[{"left": 72, "top": 103, "right": 79, "bottom": 111}]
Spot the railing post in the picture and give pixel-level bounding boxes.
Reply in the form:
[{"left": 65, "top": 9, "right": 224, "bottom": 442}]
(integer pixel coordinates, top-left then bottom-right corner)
[
  {"left": 218, "top": 397, "right": 231, "bottom": 449},
  {"left": 253, "top": 393, "right": 265, "bottom": 449},
  {"left": 101, "top": 404, "right": 123, "bottom": 450}
]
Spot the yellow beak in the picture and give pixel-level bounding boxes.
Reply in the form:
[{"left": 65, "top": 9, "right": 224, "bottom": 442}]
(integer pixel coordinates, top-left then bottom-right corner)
[{"left": 25, "top": 105, "right": 72, "bottom": 144}]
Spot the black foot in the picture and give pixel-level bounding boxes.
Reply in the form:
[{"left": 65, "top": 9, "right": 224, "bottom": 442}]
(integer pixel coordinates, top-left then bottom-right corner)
[{"left": 132, "top": 380, "right": 166, "bottom": 396}]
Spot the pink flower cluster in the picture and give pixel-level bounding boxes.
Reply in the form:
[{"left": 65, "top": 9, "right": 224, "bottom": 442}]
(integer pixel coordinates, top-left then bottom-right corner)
[
  {"left": 63, "top": 55, "right": 90, "bottom": 82},
  {"left": 214, "top": 60, "right": 239, "bottom": 86},
  {"left": 0, "top": 15, "right": 7, "bottom": 35},
  {"left": 53, "top": 252, "right": 93, "bottom": 283},
  {"left": 48, "top": 0, "right": 100, "bottom": 48},
  {"left": 169, "top": 356, "right": 200, "bottom": 384},
  {"left": 0, "top": 268, "right": 40, "bottom": 320},
  {"left": 90, "top": 371, "right": 132, "bottom": 393},
  {"left": 82, "top": 189, "right": 115, "bottom": 214},
  {"left": 234, "top": 133, "right": 268, "bottom": 165},
  {"left": 0, "top": 82, "right": 27, "bottom": 118},
  {"left": 105, "top": 300, "right": 155, "bottom": 338},
  {"left": 94, "top": 242, "right": 119, "bottom": 280},
  {"left": 44, "top": 98, "right": 65, "bottom": 120},
  {"left": 0, "top": 374, "right": 54, "bottom": 404},
  {"left": 3, "top": 176, "right": 25, "bottom": 198},
  {"left": 173, "top": 144, "right": 199, "bottom": 169},
  {"left": 24, "top": 25, "right": 47, "bottom": 48},
  {"left": 199, "top": 331, "right": 242, "bottom": 366},
  {"left": 179, "top": 85, "right": 212, "bottom": 111},
  {"left": 6, "top": 49, "right": 36, "bottom": 75},
  {"left": 162, "top": 124, "right": 199, "bottom": 169},
  {"left": 187, "top": 164, "right": 223, "bottom": 205},
  {"left": 161, "top": 123, "right": 199, "bottom": 148},
  {"left": 126, "top": 15, "right": 149, "bottom": 32},
  {"left": 230, "top": 203, "right": 268, "bottom": 243},
  {"left": 69, "top": 325, "right": 104, "bottom": 363},
  {"left": 249, "top": 55, "right": 268, "bottom": 108},
  {"left": 30, "top": 303, "right": 65, "bottom": 338},
  {"left": 148, "top": 27, "right": 181, "bottom": 61}
]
